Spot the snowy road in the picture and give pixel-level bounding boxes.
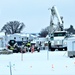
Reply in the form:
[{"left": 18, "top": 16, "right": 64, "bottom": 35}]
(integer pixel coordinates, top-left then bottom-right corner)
[{"left": 0, "top": 50, "right": 75, "bottom": 75}]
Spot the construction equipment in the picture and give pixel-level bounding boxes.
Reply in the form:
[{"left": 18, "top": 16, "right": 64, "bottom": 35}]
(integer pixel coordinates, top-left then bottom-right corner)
[
  {"left": 49, "top": 5, "right": 64, "bottom": 34},
  {"left": 48, "top": 6, "right": 68, "bottom": 51}
]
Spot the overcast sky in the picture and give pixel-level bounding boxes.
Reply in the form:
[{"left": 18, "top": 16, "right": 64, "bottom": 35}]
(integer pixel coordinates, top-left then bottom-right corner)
[{"left": 0, "top": 0, "right": 75, "bottom": 33}]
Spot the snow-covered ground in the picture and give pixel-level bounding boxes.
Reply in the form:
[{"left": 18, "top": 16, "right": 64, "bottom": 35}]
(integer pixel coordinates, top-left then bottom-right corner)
[{"left": 0, "top": 50, "right": 75, "bottom": 75}]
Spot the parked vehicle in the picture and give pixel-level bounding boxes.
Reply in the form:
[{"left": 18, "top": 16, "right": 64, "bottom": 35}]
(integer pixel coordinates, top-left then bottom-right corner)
[
  {"left": 7, "top": 40, "right": 21, "bottom": 53},
  {"left": 47, "top": 6, "right": 68, "bottom": 51}
]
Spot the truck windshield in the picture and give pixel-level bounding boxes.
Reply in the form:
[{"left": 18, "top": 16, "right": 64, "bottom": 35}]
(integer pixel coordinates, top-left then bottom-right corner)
[{"left": 54, "top": 32, "right": 66, "bottom": 37}]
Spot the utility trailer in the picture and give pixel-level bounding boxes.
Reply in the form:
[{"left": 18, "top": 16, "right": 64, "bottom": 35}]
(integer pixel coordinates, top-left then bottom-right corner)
[{"left": 67, "top": 37, "right": 75, "bottom": 58}]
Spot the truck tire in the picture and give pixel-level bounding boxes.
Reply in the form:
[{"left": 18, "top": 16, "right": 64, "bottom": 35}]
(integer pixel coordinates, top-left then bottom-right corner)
[
  {"left": 37, "top": 49, "right": 40, "bottom": 52},
  {"left": 58, "top": 48, "right": 63, "bottom": 51},
  {"left": 64, "top": 47, "right": 67, "bottom": 51},
  {"left": 51, "top": 48, "right": 55, "bottom": 51},
  {"left": 70, "top": 56, "right": 73, "bottom": 58}
]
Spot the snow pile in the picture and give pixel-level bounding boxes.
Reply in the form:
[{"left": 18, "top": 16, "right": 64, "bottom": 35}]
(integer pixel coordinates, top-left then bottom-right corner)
[{"left": 0, "top": 50, "right": 75, "bottom": 75}]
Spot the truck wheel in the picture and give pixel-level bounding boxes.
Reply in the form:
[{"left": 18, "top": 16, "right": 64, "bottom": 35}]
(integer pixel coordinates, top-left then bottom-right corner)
[
  {"left": 16, "top": 51, "right": 18, "bottom": 53},
  {"left": 70, "top": 56, "right": 73, "bottom": 58},
  {"left": 37, "top": 48, "right": 40, "bottom": 52},
  {"left": 73, "top": 55, "right": 75, "bottom": 57},
  {"left": 58, "top": 48, "right": 63, "bottom": 51},
  {"left": 64, "top": 47, "right": 67, "bottom": 51},
  {"left": 37, "top": 50, "right": 40, "bottom": 52},
  {"left": 51, "top": 48, "right": 55, "bottom": 51}
]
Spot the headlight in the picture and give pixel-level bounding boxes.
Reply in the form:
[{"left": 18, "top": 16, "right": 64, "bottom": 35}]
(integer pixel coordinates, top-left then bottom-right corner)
[{"left": 63, "top": 40, "right": 67, "bottom": 45}]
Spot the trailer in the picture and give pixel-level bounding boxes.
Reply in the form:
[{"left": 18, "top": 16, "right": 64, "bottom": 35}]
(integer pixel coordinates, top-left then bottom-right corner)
[{"left": 67, "top": 37, "right": 75, "bottom": 58}]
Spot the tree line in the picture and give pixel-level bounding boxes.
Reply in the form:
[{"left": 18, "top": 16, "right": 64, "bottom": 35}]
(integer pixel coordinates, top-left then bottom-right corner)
[
  {"left": 39, "top": 25, "right": 75, "bottom": 37},
  {"left": 1, "top": 21, "right": 75, "bottom": 37}
]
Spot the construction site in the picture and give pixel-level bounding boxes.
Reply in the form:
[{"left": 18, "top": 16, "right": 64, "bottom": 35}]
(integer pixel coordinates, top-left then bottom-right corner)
[{"left": 0, "top": 1, "right": 75, "bottom": 74}]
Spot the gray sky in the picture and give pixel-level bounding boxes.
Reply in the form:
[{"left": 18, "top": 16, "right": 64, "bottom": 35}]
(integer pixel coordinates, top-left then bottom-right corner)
[{"left": 0, "top": 0, "right": 75, "bottom": 33}]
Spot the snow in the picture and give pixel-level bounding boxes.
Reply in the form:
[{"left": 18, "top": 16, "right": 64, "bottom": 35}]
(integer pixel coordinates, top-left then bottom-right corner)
[
  {"left": 0, "top": 50, "right": 75, "bottom": 75},
  {"left": 0, "top": 32, "right": 5, "bottom": 37}
]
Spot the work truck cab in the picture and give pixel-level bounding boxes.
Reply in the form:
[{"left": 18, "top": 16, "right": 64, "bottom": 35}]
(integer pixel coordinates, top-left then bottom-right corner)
[{"left": 50, "top": 31, "right": 68, "bottom": 51}]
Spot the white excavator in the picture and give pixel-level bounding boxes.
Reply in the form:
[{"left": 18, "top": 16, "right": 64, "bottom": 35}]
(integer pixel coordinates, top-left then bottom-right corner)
[{"left": 48, "top": 6, "right": 68, "bottom": 51}]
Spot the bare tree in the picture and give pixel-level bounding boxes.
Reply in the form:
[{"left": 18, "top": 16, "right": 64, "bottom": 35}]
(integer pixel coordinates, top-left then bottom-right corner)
[
  {"left": 1, "top": 21, "right": 25, "bottom": 34},
  {"left": 39, "top": 28, "right": 48, "bottom": 37},
  {"left": 65, "top": 25, "right": 75, "bottom": 34}
]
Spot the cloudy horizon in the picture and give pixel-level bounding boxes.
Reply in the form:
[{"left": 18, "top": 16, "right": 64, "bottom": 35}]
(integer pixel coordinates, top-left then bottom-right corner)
[{"left": 0, "top": 0, "right": 75, "bottom": 33}]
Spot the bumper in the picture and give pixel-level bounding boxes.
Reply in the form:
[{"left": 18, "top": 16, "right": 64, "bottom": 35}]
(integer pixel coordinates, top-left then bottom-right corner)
[{"left": 51, "top": 45, "right": 67, "bottom": 49}]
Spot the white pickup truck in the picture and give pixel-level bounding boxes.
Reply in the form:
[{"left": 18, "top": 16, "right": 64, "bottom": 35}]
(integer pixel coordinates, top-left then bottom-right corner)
[{"left": 50, "top": 31, "right": 68, "bottom": 51}]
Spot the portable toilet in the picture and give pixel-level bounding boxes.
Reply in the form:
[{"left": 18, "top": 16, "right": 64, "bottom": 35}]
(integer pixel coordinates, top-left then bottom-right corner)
[{"left": 67, "top": 37, "right": 75, "bottom": 58}]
